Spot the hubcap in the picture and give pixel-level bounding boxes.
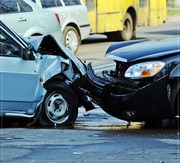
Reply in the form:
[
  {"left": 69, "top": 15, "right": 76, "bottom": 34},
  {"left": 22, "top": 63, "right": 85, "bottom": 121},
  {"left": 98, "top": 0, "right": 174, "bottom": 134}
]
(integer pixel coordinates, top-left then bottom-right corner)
[
  {"left": 45, "top": 93, "right": 69, "bottom": 124},
  {"left": 65, "top": 30, "right": 78, "bottom": 53}
]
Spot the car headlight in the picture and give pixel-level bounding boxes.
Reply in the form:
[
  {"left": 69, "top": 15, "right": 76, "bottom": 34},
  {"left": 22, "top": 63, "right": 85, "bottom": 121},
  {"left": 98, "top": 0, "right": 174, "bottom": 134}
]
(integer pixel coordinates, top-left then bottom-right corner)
[{"left": 125, "top": 61, "right": 165, "bottom": 78}]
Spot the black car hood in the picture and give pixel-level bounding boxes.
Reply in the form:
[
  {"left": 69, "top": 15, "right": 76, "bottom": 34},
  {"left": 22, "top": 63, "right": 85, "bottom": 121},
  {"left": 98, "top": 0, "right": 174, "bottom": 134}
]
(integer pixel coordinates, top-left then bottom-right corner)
[{"left": 105, "top": 38, "right": 180, "bottom": 63}]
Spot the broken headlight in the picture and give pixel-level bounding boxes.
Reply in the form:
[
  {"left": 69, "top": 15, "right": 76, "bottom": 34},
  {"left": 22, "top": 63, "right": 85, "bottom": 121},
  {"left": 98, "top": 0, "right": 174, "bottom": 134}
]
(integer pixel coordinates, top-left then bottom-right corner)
[{"left": 125, "top": 61, "right": 165, "bottom": 78}]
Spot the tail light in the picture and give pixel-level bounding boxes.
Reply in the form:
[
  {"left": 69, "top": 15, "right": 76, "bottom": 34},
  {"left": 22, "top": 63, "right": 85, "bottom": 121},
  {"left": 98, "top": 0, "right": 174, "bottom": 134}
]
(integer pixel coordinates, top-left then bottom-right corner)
[{"left": 55, "top": 13, "right": 61, "bottom": 25}]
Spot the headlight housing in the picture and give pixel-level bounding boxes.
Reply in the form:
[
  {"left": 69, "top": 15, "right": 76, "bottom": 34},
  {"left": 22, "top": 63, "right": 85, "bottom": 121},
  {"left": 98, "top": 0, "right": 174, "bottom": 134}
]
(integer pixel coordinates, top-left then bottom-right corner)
[{"left": 125, "top": 61, "right": 165, "bottom": 78}]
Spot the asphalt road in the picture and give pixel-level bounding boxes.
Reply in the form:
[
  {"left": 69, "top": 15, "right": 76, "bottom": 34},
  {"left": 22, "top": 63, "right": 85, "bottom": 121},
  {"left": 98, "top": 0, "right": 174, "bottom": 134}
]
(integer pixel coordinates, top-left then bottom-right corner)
[
  {"left": 0, "top": 109, "right": 179, "bottom": 162},
  {"left": 1, "top": 16, "right": 180, "bottom": 163}
]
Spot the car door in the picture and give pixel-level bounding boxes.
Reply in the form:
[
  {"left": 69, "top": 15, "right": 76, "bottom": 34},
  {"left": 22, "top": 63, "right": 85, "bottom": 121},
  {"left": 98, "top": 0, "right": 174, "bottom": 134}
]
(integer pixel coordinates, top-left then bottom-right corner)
[
  {"left": 0, "top": 30, "right": 39, "bottom": 113},
  {"left": 0, "top": 0, "right": 31, "bottom": 37}
]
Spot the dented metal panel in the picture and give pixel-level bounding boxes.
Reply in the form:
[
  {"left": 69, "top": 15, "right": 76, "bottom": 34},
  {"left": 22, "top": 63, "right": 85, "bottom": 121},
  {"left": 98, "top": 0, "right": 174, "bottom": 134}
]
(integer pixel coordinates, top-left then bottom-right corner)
[{"left": 0, "top": 21, "right": 86, "bottom": 121}]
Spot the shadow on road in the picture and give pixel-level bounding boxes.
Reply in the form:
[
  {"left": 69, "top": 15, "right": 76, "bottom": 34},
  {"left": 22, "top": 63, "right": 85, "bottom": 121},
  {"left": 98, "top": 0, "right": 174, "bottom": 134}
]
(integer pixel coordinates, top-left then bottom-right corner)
[{"left": 82, "top": 36, "right": 108, "bottom": 44}]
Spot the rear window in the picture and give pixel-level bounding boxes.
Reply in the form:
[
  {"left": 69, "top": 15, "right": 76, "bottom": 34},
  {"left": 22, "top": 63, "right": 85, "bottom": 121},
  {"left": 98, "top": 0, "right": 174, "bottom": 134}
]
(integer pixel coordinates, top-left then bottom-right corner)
[
  {"left": 0, "top": 0, "right": 32, "bottom": 13},
  {"left": 63, "top": 0, "right": 81, "bottom": 6},
  {"left": 41, "top": 0, "right": 62, "bottom": 8}
]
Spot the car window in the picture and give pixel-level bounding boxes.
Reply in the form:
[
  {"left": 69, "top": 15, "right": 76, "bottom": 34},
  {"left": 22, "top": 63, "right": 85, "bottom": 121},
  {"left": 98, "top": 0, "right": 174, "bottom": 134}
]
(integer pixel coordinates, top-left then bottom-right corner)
[
  {"left": 0, "top": 0, "right": 32, "bottom": 13},
  {"left": 40, "top": 0, "right": 62, "bottom": 8},
  {"left": 63, "top": 0, "right": 81, "bottom": 6},
  {"left": 18, "top": 0, "right": 32, "bottom": 12},
  {"left": 0, "top": 0, "right": 18, "bottom": 13},
  {"left": 0, "top": 32, "right": 20, "bottom": 56}
]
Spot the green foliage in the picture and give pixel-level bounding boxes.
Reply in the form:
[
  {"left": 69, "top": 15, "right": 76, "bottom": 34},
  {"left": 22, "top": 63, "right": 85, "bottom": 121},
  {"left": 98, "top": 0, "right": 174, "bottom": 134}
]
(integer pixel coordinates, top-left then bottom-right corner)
[{"left": 167, "top": 9, "right": 180, "bottom": 16}]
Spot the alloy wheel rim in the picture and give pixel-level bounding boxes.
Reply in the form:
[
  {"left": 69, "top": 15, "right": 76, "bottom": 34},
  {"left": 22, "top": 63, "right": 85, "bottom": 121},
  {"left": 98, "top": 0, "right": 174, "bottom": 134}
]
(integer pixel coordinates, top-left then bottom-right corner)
[{"left": 65, "top": 30, "right": 78, "bottom": 52}]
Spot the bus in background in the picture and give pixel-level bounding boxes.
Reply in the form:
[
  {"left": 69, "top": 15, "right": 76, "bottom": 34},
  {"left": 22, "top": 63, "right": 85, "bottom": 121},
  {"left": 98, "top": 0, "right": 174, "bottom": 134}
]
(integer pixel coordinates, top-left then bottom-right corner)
[{"left": 82, "top": 0, "right": 167, "bottom": 41}]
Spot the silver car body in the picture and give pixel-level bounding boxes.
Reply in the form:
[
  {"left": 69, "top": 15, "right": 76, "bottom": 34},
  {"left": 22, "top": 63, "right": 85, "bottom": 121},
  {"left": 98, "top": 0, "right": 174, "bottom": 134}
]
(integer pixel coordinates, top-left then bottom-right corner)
[
  {"left": 31, "top": 0, "right": 90, "bottom": 53},
  {"left": 32, "top": 0, "right": 90, "bottom": 40},
  {"left": 0, "top": 21, "right": 86, "bottom": 118},
  {"left": 0, "top": 0, "right": 63, "bottom": 43}
]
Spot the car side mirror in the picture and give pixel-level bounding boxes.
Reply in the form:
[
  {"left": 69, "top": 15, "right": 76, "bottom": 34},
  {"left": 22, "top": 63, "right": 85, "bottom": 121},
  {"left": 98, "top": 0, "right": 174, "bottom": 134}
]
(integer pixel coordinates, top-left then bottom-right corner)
[{"left": 22, "top": 49, "right": 35, "bottom": 60}]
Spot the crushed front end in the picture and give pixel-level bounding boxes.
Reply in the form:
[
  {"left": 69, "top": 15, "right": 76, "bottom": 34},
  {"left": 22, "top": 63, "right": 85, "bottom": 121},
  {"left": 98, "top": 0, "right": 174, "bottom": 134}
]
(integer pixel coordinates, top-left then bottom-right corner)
[
  {"left": 79, "top": 38, "right": 180, "bottom": 122},
  {"left": 81, "top": 63, "right": 173, "bottom": 122}
]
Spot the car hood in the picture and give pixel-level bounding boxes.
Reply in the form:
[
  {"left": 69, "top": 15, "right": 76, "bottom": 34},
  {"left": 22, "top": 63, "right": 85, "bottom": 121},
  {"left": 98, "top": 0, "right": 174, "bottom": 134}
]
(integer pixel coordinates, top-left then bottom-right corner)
[
  {"left": 105, "top": 38, "right": 180, "bottom": 63},
  {"left": 24, "top": 35, "right": 86, "bottom": 76}
]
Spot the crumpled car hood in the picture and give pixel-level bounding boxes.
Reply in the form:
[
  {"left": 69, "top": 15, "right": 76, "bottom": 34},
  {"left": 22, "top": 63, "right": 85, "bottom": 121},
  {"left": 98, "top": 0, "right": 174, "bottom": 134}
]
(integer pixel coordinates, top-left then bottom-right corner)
[
  {"left": 105, "top": 38, "right": 180, "bottom": 62},
  {"left": 24, "top": 35, "right": 86, "bottom": 76}
]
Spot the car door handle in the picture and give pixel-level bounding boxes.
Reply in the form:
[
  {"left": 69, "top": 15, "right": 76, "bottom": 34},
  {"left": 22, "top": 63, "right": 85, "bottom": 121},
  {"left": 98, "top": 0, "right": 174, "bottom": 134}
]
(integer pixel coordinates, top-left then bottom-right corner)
[{"left": 18, "top": 18, "right": 27, "bottom": 22}]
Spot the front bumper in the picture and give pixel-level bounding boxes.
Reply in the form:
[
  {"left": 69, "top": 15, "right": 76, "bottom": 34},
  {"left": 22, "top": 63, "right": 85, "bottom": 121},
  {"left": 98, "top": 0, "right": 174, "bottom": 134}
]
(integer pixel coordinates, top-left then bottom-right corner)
[{"left": 82, "top": 63, "right": 173, "bottom": 121}]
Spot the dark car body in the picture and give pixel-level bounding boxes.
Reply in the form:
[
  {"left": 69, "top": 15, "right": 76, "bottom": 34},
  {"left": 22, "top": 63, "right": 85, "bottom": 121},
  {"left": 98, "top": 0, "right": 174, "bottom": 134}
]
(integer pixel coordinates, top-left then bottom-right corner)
[{"left": 81, "top": 38, "right": 180, "bottom": 122}]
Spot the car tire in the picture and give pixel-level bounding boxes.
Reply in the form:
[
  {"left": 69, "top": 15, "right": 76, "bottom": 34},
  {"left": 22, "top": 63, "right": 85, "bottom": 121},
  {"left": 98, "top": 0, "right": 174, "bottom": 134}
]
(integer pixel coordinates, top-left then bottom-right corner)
[
  {"left": 63, "top": 26, "right": 80, "bottom": 54},
  {"left": 37, "top": 83, "right": 78, "bottom": 126},
  {"left": 119, "top": 12, "right": 133, "bottom": 41},
  {"left": 107, "top": 13, "right": 133, "bottom": 41}
]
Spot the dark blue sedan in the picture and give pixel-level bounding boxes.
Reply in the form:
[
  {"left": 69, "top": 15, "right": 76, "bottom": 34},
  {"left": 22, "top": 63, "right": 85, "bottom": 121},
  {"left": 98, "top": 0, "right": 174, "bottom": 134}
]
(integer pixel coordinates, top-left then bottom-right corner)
[{"left": 82, "top": 38, "right": 180, "bottom": 124}]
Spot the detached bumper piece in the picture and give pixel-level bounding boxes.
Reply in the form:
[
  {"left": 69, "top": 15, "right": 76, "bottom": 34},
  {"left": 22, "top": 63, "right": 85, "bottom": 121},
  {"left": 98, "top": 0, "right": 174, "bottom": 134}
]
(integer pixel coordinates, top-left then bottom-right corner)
[{"left": 85, "top": 63, "right": 172, "bottom": 121}]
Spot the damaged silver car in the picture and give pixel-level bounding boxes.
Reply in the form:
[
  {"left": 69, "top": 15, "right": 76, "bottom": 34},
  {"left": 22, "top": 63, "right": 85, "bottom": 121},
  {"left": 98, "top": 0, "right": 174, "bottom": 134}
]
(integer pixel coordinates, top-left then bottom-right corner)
[
  {"left": 81, "top": 38, "right": 180, "bottom": 124},
  {"left": 0, "top": 21, "right": 89, "bottom": 126}
]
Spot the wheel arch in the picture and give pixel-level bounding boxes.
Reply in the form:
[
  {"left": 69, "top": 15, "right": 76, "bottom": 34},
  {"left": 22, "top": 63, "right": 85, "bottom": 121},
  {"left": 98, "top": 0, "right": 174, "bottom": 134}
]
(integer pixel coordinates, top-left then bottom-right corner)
[
  {"left": 31, "top": 33, "right": 42, "bottom": 36},
  {"left": 43, "top": 74, "right": 78, "bottom": 102},
  {"left": 64, "top": 23, "right": 81, "bottom": 40},
  {"left": 43, "top": 74, "right": 66, "bottom": 90}
]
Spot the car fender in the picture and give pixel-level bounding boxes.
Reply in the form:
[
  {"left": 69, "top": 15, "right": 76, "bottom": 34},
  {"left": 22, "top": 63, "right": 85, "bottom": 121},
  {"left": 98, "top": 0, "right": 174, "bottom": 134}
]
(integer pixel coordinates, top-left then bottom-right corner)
[
  {"left": 32, "top": 54, "right": 75, "bottom": 110},
  {"left": 40, "top": 55, "right": 65, "bottom": 81},
  {"left": 61, "top": 18, "right": 79, "bottom": 32}
]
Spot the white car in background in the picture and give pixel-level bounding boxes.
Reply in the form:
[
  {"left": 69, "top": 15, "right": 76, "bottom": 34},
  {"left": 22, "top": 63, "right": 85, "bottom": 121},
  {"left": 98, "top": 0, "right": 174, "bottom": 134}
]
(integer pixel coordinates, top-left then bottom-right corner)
[
  {"left": 31, "top": 0, "right": 90, "bottom": 54},
  {"left": 0, "top": 0, "right": 63, "bottom": 44}
]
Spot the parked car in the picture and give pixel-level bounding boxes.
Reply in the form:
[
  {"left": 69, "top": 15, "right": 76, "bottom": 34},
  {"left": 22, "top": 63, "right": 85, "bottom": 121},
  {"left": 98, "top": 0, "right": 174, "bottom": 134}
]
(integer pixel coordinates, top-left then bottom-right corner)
[
  {"left": 31, "top": 0, "right": 90, "bottom": 54},
  {"left": 0, "top": 21, "right": 90, "bottom": 126},
  {"left": 81, "top": 38, "right": 180, "bottom": 125},
  {"left": 0, "top": 0, "right": 63, "bottom": 44}
]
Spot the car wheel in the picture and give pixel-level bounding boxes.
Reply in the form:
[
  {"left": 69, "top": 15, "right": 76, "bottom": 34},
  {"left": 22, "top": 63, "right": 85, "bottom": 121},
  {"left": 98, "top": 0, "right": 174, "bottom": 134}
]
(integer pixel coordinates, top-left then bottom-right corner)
[
  {"left": 107, "top": 13, "right": 133, "bottom": 41},
  {"left": 37, "top": 83, "right": 78, "bottom": 126},
  {"left": 63, "top": 26, "right": 80, "bottom": 54},
  {"left": 119, "top": 12, "right": 133, "bottom": 41}
]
